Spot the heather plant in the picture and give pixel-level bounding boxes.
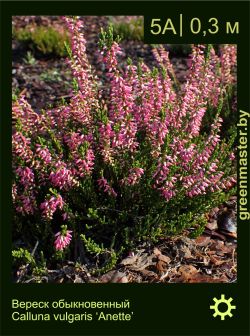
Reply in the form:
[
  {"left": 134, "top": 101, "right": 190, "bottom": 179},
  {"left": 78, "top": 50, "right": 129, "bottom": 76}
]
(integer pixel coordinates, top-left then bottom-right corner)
[
  {"left": 12, "top": 17, "right": 236, "bottom": 273},
  {"left": 12, "top": 248, "right": 47, "bottom": 279},
  {"left": 23, "top": 51, "right": 37, "bottom": 65},
  {"left": 13, "top": 25, "right": 69, "bottom": 57},
  {"left": 201, "top": 44, "right": 237, "bottom": 136},
  {"left": 110, "top": 16, "right": 144, "bottom": 41}
]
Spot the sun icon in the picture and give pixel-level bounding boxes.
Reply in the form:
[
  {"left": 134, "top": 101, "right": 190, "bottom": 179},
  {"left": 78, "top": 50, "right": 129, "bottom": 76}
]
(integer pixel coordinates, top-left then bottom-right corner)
[{"left": 210, "top": 294, "right": 236, "bottom": 320}]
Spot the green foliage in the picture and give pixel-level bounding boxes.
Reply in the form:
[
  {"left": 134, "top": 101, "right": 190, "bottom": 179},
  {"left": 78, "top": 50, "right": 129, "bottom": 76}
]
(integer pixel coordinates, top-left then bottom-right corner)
[
  {"left": 110, "top": 16, "right": 144, "bottom": 41},
  {"left": 80, "top": 234, "right": 105, "bottom": 255},
  {"left": 202, "top": 71, "right": 237, "bottom": 140},
  {"left": 13, "top": 25, "right": 69, "bottom": 57},
  {"left": 95, "top": 251, "right": 118, "bottom": 275},
  {"left": 80, "top": 234, "right": 118, "bottom": 274},
  {"left": 22, "top": 51, "right": 36, "bottom": 65},
  {"left": 99, "top": 24, "right": 121, "bottom": 50},
  {"left": 12, "top": 248, "right": 35, "bottom": 266},
  {"left": 32, "top": 251, "right": 47, "bottom": 276},
  {"left": 12, "top": 88, "right": 20, "bottom": 102},
  {"left": 40, "top": 69, "right": 71, "bottom": 85},
  {"left": 12, "top": 248, "right": 48, "bottom": 277}
]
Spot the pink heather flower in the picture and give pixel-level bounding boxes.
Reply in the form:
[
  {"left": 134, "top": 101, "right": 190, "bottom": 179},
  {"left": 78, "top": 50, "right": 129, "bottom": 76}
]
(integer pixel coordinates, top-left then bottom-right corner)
[
  {"left": 121, "top": 167, "right": 144, "bottom": 186},
  {"left": 12, "top": 132, "right": 33, "bottom": 164},
  {"left": 190, "top": 117, "right": 222, "bottom": 171},
  {"left": 62, "top": 212, "right": 68, "bottom": 221},
  {"left": 217, "top": 175, "right": 236, "bottom": 190},
  {"left": 153, "top": 155, "right": 177, "bottom": 186},
  {"left": 100, "top": 40, "right": 138, "bottom": 153},
  {"left": 49, "top": 162, "right": 77, "bottom": 190},
  {"left": 54, "top": 226, "right": 72, "bottom": 251},
  {"left": 109, "top": 74, "right": 138, "bottom": 152},
  {"left": 206, "top": 48, "right": 221, "bottom": 107},
  {"left": 64, "top": 131, "right": 86, "bottom": 151},
  {"left": 177, "top": 46, "right": 206, "bottom": 122},
  {"left": 220, "top": 44, "right": 237, "bottom": 87},
  {"left": 16, "top": 192, "right": 37, "bottom": 215},
  {"left": 35, "top": 144, "right": 52, "bottom": 164},
  {"left": 97, "top": 177, "right": 117, "bottom": 197},
  {"left": 160, "top": 186, "right": 176, "bottom": 201},
  {"left": 175, "top": 45, "right": 219, "bottom": 137},
  {"left": 208, "top": 162, "right": 218, "bottom": 173},
  {"left": 40, "top": 194, "right": 64, "bottom": 220},
  {"left": 64, "top": 132, "right": 95, "bottom": 177},
  {"left": 186, "top": 171, "right": 225, "bottom": 197},
  {"left": 75, "top": 148, "right": 95, "bottom": 177},
  {"left": 16, "top": 167, "right": 34, "bottom": 186},
  {"left": 12, "top": 95, "right": 43, "bottom": 135},
  {"left": 127, "top": 59, "right": 174, "bottom": 156},
  {"left": 12, "top": 183, "right": 18, "bottom": 202},
  {"left": 68, "top": 93, "right": 94, "bottom": 127},
  {"left": 229, "top": 152, "right": 235, "bottom": 160},
  {"left": 62, "top": 17, "right": 98, "bottom": 111},
  {"left": 158, "top": 176, "right": 177, "bottom": 201},
  {"left": 98, "top": 121, "right": 115, "bottom": 163},
  {"left": 152, "top": 46, "right": 175, "bottom": 78},
  {"left": 99, "top": 40, "right": 123, "bottom": 72}
]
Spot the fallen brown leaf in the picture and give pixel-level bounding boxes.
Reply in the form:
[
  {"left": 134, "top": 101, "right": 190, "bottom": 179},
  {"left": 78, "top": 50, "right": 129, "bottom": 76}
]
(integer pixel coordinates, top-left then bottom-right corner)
[
  {"left": 219, "top": 230, "right": 237, "bottom": 239},
  {"left": 189, "top": 273, "right": 228, "bottom": 283},
  {"left": 195, "top": 235, "right": 211, "bottom": 247},
  {"left": 156, "top": 260, "right": 168, "bottom": 273},
  {"left": 180, "top": 245, "right": 193, "bottom": 259},
  {"left": 127, "top": 253, "right": 155, "bottom": 271},
  {"left": 210, "top": 255, "right": 226, "bottom": 266},
  {"left": 211, "top": 231, "right": 226, "bottom": 240},
  {"left": 178, "top": 265, "right": 198, "bottom": 281},
  {"left": 210, "top": 240, "right": 225, "bottom": 251},
  {"left": 139, "top": 269, "right": 158, "bottom": 278},
  {"left": 153, "top": 247, "right": 171, "bottom": 265},
  {"left": 99, "top": 271, "right": 128, "bottom": 283},
  {"left": 205, "top": 219, "right": 218, "bottom": 231},
  {"left": 153, "top": 247, "right": 162, "bottom": 257},
  {"left": 158, "top": 254, "right": 171, "bottom": 264},
  {"left": 120, "top": 255, "right": 138, "bottom": 266}
]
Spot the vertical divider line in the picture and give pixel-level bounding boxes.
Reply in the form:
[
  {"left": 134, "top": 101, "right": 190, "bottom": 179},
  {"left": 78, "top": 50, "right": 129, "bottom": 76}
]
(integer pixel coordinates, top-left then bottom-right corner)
[{"left": 180, "top": 13, "right": 183, "bottom": 37}]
